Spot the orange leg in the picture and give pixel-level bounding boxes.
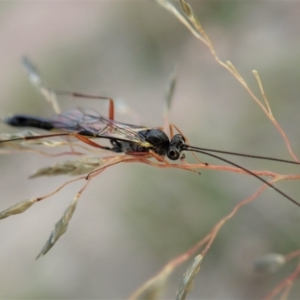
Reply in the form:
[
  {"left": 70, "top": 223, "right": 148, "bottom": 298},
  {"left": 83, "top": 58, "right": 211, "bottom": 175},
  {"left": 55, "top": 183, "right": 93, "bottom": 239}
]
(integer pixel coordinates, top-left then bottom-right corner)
[
  {"left": 22, "top": 58, "right": 115, "bottom": 119},
  {"left": 73, "top": 133, "right": 113, "bottom": 150},
  {"left": 55, "top": 91, "right": 115, "bottom": 120},
  {"left": 125, "top": 150, "right": 169, "bottom": 164},
  {"left": 169, "top": 123, "right": 187, "bottom": 140},
  {"left": 149, "top": 150, "right": 170, "bottom": 163}
]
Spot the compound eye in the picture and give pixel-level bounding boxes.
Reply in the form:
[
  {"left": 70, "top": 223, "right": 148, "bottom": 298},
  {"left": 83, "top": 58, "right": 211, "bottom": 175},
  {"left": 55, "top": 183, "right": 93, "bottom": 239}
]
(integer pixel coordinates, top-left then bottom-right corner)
[{"left": 167, "top": 148, "right": 180, "bottom": 160}]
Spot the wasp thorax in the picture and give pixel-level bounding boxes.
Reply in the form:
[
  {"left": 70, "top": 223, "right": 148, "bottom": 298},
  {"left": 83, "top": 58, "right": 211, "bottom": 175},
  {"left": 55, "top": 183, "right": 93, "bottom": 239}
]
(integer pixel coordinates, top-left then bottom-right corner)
[
  {"left": 137, "top": 129, "right": 170, "bottom": 156},
  {"left": 141, "top": 129, "right": 169, "bottom": 146}
]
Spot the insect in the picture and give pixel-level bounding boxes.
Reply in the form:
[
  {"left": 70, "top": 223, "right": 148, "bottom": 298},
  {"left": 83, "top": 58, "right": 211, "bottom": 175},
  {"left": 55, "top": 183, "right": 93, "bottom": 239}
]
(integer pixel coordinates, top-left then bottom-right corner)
[{"left": 1, "top": 57, "right": 300, "bottom": 258}]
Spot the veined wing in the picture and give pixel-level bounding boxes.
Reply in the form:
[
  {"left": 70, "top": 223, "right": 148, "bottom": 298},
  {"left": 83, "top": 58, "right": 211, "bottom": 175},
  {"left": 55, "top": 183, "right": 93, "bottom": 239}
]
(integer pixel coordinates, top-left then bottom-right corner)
[
  {"left": 50, "top": 107, "right": 149, "bottom": 144},
  {"left": 96, "top": 115, "right": 150, "bottom": 144}
]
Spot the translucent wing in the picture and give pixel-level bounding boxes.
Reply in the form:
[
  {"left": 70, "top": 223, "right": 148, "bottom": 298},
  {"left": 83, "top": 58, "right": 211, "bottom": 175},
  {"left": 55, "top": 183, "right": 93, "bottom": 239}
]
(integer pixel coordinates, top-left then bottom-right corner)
[{"left": 50, "top": 108, "right": 149, "bottom": 144}]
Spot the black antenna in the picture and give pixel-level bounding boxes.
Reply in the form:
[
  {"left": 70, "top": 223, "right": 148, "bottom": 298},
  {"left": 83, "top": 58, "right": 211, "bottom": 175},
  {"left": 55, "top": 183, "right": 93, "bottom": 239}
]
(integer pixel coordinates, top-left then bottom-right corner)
[
  {"left": 185, "top": 146, "right": 300, "bottom": 165},
  {"left": 184, "top": 145, "right": 300, "bottom": 207}
]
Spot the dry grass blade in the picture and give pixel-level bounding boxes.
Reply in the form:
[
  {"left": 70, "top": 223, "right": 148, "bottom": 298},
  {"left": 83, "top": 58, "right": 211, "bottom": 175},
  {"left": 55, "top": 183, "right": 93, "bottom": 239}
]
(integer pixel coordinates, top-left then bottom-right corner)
[
  {"left": 0, "top": 198, "right": 37, "bottom": 219},
  {"left": 128, "top": 277, "right": 167, "bottom": 300},
  {"left": 154, "top": 0, "right": 299, "bottom": 162},
  {"left": 164, "top": 66, "right": 177, "bottom": 114},
  {"left": 128, "top": 267, "right": 170, "bottom": 300},
  {"left": 0, "top": 131, "right": 37, "bottom": 141},
  {"left": 129, "top": 230, "right": 208, "bottom": 300},
  {"left": 22, "top": 56, "right": 44, "bottom": 88},
  {"left": 178, "top": 0, "right": 202, "bottom": 32},
  {"left": 29, "top": 156, "right": 103, "bottom": 178},
  {"left": 154, "top": 0, "right": 205, "bottom": 42},
  {"left": 22, "top": 57, "right": 60, "bottom": 114},
  {"left": 0, "top": 131, "right": 63, "bottom": 147},
  {"left": 263, "top": 261, "right": 300, "bottom": 300},
  {"left": 36, "top": 193, "right": 79, "bottom": 259},
  {"left": 175, "top": 254, "right": 203, "bottom": 300},
  {"left": 23, "top": 139, "right": 63, "bottom": 147},
  {"left": 252, "top": 70, "right": 273, "bottom": 116},
  {"left": 130, "top": 183, "right": 278, "bottom": 300},
  {"left": 163, "top": 66, "right": 177, "bottom": 134},
  {"left": 177, "top": 0, "right": 192, "bottom": 18}
]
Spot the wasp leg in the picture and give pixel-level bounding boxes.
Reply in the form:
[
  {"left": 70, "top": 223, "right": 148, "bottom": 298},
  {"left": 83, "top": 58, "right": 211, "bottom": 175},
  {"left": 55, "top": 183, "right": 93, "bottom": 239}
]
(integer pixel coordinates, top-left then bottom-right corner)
[
  {"left": 72, "top": 134, "right": 116, "bottom": 151},
  {"left": 55, "top": 91, "right": 115, "bottom": 121},
  {"left": 22, "top": 58, "right": 116, "bottom": 119},
  {"left": 148, "top": 150, "right": 170, "bottom": 163}
]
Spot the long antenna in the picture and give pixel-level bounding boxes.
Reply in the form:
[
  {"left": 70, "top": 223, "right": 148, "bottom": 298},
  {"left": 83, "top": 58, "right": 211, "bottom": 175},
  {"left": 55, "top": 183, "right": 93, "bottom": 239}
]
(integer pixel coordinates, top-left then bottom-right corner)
[
  {"left": 186, "top": 146, "right": 300, "bottom": 165},
  {"left": 184, "top": 145, "right": 300, "bottom": 207}
]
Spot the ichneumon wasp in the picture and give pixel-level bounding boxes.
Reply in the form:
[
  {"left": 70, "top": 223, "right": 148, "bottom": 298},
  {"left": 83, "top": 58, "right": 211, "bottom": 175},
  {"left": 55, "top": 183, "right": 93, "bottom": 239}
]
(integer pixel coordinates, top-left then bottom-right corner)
[{"left": 0, "top": 57, "right": 300, "bottom": 257}]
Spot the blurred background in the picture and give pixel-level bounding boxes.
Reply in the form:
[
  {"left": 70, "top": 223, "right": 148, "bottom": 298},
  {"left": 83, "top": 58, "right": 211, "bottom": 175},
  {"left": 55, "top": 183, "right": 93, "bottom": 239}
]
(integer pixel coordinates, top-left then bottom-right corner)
[{"left": 0, "top": 1, "right": 300, "bottom": 299}]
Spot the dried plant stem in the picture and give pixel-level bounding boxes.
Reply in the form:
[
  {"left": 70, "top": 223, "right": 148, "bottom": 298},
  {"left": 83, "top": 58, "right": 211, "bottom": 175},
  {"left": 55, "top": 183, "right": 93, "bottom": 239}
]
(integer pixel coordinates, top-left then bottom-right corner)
[
  {"left": 36, "top": 176, "right": 87, "bottom": 201},
  {"left": 285, "top": 250, "right": 300, "bottom": 263},
  {"left": 201, "top": 183, "right": 268, "bottom": 256},
  {"left": 263, "top": 260, "right": 300, "bottom": 300},
  {"left": 154, "top": 0, "right": 299, "bottom": 162},
  {"left": 129, "top": 183, "right": 269, "bottom": 299}
]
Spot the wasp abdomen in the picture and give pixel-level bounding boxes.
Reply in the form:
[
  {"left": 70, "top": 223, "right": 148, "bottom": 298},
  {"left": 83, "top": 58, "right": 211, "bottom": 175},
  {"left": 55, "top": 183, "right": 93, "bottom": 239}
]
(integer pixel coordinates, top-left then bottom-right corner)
[{"left": 5, "top": 115, "right": 54, "bottom": 130}]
